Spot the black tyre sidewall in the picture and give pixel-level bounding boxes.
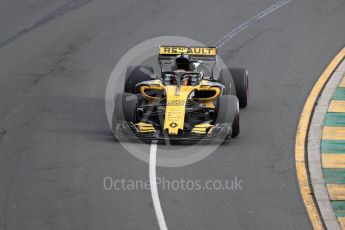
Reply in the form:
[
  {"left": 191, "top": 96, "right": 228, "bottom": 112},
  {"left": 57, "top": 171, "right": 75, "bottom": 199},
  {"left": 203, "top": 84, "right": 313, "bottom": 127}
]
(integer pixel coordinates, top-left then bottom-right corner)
[
  {"left": 112, "top": 93, "right": 138, "bottom": 132},
  {"left": 124, "top": 65, "right": 153, "bottom": 94},
  {"left": 215, "top": 95, "right": 239, "bottom": 137},
  {"left": 231, "top": 112, "right": 240, "bottom": 137},
  {"left": 229, "top": 68, "right": 248, "bottom": 108}
]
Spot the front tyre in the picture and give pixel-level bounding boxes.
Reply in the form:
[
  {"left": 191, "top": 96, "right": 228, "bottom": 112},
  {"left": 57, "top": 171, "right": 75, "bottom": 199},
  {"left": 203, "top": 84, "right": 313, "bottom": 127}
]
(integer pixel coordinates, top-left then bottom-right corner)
[
  {"left": 112, "top": 93, "right": 138, "bottom": 134},
  {"left": 124, "top": 65, "right": 153, "bottom": 94},
  {"left": 216, "top": 95, "right": 240, "bottom": 138},
  {"left": 231, "top": 112, "right": 240, "bottom": 138}
]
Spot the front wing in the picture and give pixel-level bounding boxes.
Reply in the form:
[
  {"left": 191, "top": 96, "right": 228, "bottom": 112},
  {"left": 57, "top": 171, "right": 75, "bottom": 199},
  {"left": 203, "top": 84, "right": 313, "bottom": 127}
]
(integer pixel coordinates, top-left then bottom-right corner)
[{"left": 114, "top": 121, "right": 232, "bottom": 141}]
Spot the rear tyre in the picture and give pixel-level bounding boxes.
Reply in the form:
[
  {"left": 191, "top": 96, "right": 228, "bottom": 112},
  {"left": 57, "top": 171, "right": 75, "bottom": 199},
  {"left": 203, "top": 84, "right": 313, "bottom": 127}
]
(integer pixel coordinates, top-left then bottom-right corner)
[
  {"left": 112, "top": 93, "right": 138, "bottom": 133},
  {"left": 229, "top": 68, "right": 248, "bottom": 108},
  {"left": 124, "top": 65, "right": 153, "bottom": 94},
  {"left": 216, "top": 95, "right": 240, "bottom": 138}
]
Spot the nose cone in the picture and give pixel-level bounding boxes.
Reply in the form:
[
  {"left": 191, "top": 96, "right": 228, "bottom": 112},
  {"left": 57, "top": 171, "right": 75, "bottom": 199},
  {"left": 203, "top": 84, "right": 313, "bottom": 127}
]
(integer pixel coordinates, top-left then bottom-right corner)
[{"left": 164, "top": 85, "right": 192, "bottom": 135}]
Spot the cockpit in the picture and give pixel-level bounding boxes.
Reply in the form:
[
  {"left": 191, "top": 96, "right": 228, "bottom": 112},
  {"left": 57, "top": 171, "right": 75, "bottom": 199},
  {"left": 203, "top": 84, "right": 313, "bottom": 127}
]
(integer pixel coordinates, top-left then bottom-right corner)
[{"left": 161, "top": 70, "right": 201, "bottom": 86}]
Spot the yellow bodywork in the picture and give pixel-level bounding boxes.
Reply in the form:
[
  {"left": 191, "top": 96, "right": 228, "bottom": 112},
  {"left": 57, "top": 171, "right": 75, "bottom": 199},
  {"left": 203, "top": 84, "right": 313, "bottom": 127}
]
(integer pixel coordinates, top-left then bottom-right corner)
[
  {"left": 134, "top": 122, "right": 156, "bottom": 133},
  {"left": 191, "top": 123, "right": 214, "bottom": 135},
  {"left": 139, "top": 80, "right": 221, "bottom": 135}
]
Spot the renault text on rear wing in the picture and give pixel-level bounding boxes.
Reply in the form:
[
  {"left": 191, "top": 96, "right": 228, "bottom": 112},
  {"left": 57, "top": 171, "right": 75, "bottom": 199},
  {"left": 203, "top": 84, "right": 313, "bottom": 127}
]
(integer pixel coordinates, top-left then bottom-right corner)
[{"left": 159, "top": 46, "right": 217, "bottom": 56}]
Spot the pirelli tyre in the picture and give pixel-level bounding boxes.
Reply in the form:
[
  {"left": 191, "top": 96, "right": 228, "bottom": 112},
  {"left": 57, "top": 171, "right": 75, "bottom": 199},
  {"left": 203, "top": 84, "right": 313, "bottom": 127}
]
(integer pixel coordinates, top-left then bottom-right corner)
[
  {"left": 231, "top": 112, "right": 240, "bottom": 138},
  {"left": 216, "top": 95, "right": 240, "bottom": 138},
  {"left": 218, "top": 68, "right": 249, "bottom": 108},
  {"left": 229, "top": 68, "right": 248, "bottom": 108},
  {"left": 112, "top": 93, "right": 138, "bottom": 134},
  {"left": 124, "top": 65, "right": 153, "bottom": 94}
]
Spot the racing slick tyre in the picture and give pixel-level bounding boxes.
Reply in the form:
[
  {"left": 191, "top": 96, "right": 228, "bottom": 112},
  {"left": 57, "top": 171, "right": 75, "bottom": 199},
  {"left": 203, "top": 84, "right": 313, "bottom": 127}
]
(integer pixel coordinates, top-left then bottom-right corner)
[
  {"left": 216, "top": 95, "right": 240, "bottom": 138},
  {"left": 231, "top": 113, "right": 240, "bottom": 138},
  {"left": 124, "top": 65, "right": 153, "bottom": 94},
  {"left": 112, "top": 93, "right": 138, "bottom": 134},
  {"left": 229, "top": 68, "right": 248, "bottom": 108}
]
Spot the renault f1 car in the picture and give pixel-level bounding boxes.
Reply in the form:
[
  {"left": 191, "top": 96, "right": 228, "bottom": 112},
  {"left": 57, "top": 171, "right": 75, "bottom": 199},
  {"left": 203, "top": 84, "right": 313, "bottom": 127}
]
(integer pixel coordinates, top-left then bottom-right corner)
[{"left": 112, "top": 46, "right": 248, "bottom": 142}]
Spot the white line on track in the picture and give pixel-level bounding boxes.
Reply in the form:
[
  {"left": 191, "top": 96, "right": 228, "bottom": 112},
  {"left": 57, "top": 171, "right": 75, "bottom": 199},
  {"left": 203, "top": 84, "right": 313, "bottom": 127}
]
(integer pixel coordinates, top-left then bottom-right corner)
[
  {"left": 215, "top": 0, "right": 291, "bottom": 47},
  {"left": 149, "top": 1, "right": 292, "bottom": 229},
  {"left": 149, "top": 140, "right": 168, "bottom": 230}
]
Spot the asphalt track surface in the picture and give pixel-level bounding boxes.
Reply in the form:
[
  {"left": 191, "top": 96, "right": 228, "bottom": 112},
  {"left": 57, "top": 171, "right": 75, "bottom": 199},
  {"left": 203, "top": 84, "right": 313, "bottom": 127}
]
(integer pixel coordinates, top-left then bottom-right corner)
[{"left": 1, "top": 0, "right": 345, "bottom": 229}]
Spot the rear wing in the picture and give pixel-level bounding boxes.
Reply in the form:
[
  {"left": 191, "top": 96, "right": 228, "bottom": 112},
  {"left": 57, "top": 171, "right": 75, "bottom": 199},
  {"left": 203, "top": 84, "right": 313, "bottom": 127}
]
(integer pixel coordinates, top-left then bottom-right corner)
[
  {"left": 158, "top": 46, "right": 217, "bottom": 72},
  {"left": 159, "top": 46, "right": 217, "bottom": 57}
]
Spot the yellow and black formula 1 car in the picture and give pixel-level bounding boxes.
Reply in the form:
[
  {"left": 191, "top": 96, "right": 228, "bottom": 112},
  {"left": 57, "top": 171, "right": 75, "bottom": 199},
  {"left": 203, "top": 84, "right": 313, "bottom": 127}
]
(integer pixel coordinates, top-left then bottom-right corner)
[{"left": 112, "top": 46, "right": 248, "bottom": 142}]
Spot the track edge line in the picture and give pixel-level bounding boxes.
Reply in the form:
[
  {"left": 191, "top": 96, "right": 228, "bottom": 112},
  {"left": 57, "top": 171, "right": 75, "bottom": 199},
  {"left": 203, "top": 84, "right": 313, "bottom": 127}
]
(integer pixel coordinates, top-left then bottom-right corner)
[{"left": 295, "top": 47, "right": 345, "bottom": 229}]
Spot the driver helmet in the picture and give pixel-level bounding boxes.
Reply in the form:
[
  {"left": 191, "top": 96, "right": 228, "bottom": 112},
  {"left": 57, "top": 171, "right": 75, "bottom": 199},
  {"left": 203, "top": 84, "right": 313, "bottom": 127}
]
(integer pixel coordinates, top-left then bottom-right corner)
[{"left": 175, "top": 54, "right": 191, "bottom": 71}]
